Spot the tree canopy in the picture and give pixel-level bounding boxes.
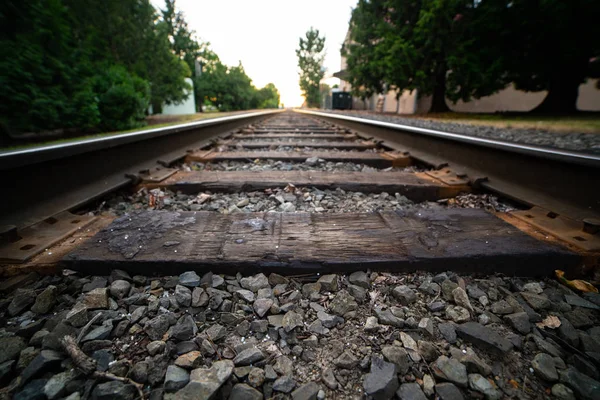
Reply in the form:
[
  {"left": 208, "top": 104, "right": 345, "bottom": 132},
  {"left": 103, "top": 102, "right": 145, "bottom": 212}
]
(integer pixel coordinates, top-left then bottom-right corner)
[
  {"left": 344, "top": 0, "right": 600, "bottom": 113},
  {"left": 0, "top": 0, "right": 279, "bottom": 138},
  {"left": 296, "top": 28, "right": 326, "bottom": 108}
]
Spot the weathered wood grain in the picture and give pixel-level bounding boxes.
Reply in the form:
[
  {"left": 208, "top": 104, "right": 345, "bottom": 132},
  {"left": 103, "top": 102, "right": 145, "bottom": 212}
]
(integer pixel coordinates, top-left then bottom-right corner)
[
  {"left": 185, "top": 150, "right": 411, "bottom": 167},
  {"left": 232, "top": 133, "right": 357, "bottom": 140},
  {"left": 141, "top": 171, "right": 468, "bottom": 201},
  {"left": 227, "top": 140, "right": 377, "bottom": 149},
  {"left": 63, "top": 209, "right": 579, "bottom": 277}
]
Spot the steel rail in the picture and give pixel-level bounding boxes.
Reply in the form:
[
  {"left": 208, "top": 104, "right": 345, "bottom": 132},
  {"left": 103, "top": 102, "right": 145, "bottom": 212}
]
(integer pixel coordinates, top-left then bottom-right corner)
[
  {"left": 3, "top": 110, "right": 283, "bottom": 229},
  {"left": 0, "top": 110, "right": 282, "bottom": 170},
  {"left": 296, "top": 109, "right": 600, "bottom": 221},
  {"left": 296, "top": 110, "right": 600, "bottom": 167}
]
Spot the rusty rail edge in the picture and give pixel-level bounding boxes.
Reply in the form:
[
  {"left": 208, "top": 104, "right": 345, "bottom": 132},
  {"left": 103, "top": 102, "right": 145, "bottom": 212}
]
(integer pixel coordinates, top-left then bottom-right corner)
[
  {"left": 3, "top": 110, "right": 281, "bottom": 229},
  {"left": 0, "top": 110, "right": 283, "bottom": 170},
  {"left": 296, "top": 109, "right": 600, "bottom": 222},
  {"left": 296, "top": 109, "right": 600, "bottom": 168}
]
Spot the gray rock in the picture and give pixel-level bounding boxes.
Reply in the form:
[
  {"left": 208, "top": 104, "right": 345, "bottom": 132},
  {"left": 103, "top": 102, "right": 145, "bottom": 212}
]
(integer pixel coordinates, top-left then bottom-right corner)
[
  {"left": 452, "top": 287, "right": 474, "bottom": 313},
  {"left": 250, "top": 320, "right": 268, "bottom": 333},
  {"left": 565, "top": 294, "right": 600, "bottom": 310},
  {"left": 432, "top": 355, "right": 468, "bottom": 387},
  {"left": 274, "top": 356, "right": 293, "bottom": 376},
  {"left": 503, "top": 312, "right": 531, "bottom": 334},
  {"left": 176, "top": 360, "right": 234, "bottom": 399},
  {"left": 164, "top": 365, "right": 190, "bottom": 392},
  {"left": 205, "top": 324, "right": 227, "bottom": 342},
  {"left": 175, "top": 285, "right": 192, "bottom": 307},
  {"left": 467, "top": 285, "right": 486, "bottom": 299},
  {"left": 435, "top": 382, "right": 465, "bottom": 400},
  {"left": 317, "top": 274, "right": 338, "bottom": 291},
  {"left": 558, "top": 317, "right": 580, "bottom": 347},
  {"left": 441, "top": 280, "right": 459, "bottom": 301},
  {"left": 229, "top": 383, "right": 263, "bottom": 400},
  {"left": 468, "top": 373, "right": 501, "bottom": 399},
  {"left": 490, "top": 300, "right": 513, "bottom": 315},
  {"left": 532, "top": 353, "right": 558, "bottom": 381},
  {"left": 363, "top": 355, "right": 399, "bottom": 400},
  {"left": 84, "top": 288, "right": 108, "bottom": 309},
  {"left": 419, "top": 280, "right": 440, "bottom": 296},
  {"left": 418, "top": 317, "right": 434, "bottom": 337},
  {"left": 392, "top": 285, "right": 417, "bottom": 305},
  {"left": 253, "top": 298, "right": 273, "bottom": 317},
  {"left": 43, "top": 370, "right": 72, "bottom": 399},
  {"left": 82, "top": 321, "right": 113, "bottom": 342},
  {"left": 42, "top": 322, "right": 78, "bottom": 350},
  {"left": 236, "top": 289, "right": 255, "bottom": 302},
  {"left": 171, "top": 315, "right": 197, "bottom": 341},
  {"left": 559, "top": 367, "right": 600, "bottom": 400},
  {"left": 82, "top": 276, "right": 107, "bottom": 292},
  {"left": 521, "top": 291, "right": 551, "bottom": 310},
  {"left": 321, "top": 367, "right": 337, "bottom": 390},
  {"left": 91, "top": 380, "right": 136, "bottom": 400},
  {"left": 418, "top": 341, "right": 439, "bottom": 363},
  {"left": 439, "top": 323, "right": 457, "bottom": 343},
  {"left": 145, "top": 314, "right": 171, "bottom": 341},
  {"left": 20, "top": 350, "right": 61, "bottom": 384},
  {"left": 14, "top": 378, "right": 47, "bottom": 400},
  {"left": 179, "top": 271, "right": 201, "bottom": 287},
  {"left": 274, "top": 375, "right": 296, "bottom": 393},
  {"left": 282, "top": 311, "right": 303, "bottom": 332},
  {"left": 445, "top": 305, "right": 470, "bottom": 323},
  {"left": 455, "top": 322, "right": 513, "bottom": 354},
  {"left": 374, "top": 307, "right": 404, "bottom": 328},
  {"left": 130, "top": 361, "right": 149, "bottom": 383},
  {"left": 317, "top": 311, "right": 342, "bottom": 328},
  {"left": 552, "top": 383, "right": 576, "bottom": 400},
  {"left": 381, "top": 346, "right": 409, "bottom": 375},
  {"left": 248, "top": 367, "right": 265, "bottom": 388},
  {"left": 240, "top": 273, "right": 270, "bottom": 292},
  {"left": 0, "top": 360, "right": 14, "bottom": 382},
  {"left": 8, "top": 289, "right": 36, "bottom": 316},
  {"left": 0, "top": 336, "right": 26, "bottom": 364},
  {"left": 329, "top": 289, "right": 358, "bottom": 316},
  {"left": 429, "top": 301, "right": 446, "bottom": 312},
  {"left": 292, "top": 381, "right": 320, "bottom": 400},
  {"left": 31, "top": 285, "right": 58, "bottom": 314},
  {"left": 397, "top": 382, "right": 427, "bottom": 400},
  {"left": 147, "top": 340, "right": 166, "bottom": 356},
  {"left": 348, "top": 284, "right": 367, "bottom": 302},
  {"left": 302, "top": 282, "right": 321, "bottom": 297},
  {"left": 109, "top": 280, "right": 131, "bottom": 300},
  {"left": 334, "top": 350, "right": 359, "bottom": 369},
  {"left": 449, "top": 347, "right": 491, "bottom": 376},
  {"left": 233, "top": 347, "right": 264, "bottom": 366},
  {"left": 191, "top": 287, "right": 208, "bottom": 307},
  {"left": 349, "top": 271, "right": 370, "bottom": 288}
]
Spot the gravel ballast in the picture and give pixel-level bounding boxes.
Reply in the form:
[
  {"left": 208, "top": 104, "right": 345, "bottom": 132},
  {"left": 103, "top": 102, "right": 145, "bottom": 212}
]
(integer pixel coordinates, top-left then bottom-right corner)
[
  {"left": 317, "top": 110, "right": 600, "bottom": 154},
  {"left": 1, "top": 269, "right": 598, "bottom": 399}
]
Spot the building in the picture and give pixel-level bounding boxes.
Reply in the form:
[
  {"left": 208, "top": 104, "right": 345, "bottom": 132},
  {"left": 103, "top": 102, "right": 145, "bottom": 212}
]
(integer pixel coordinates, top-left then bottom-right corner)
[{"left": 333, "top": 29, "right": 600, "bottom": 113}]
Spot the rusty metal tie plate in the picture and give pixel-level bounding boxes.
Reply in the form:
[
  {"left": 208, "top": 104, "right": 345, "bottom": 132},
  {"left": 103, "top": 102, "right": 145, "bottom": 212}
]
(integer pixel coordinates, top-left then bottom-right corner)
[
  {"left": 511, "top": 206, "right": 600, "bottom": 251},
  {"left": 0, "top": 211, "right": 96, "bottom": 263},
  {"left": 425, "top": 168, "right": 470, "bottom": 186},
  {"left": 139, "top": 167, "right": 178, "bottom": 183}
]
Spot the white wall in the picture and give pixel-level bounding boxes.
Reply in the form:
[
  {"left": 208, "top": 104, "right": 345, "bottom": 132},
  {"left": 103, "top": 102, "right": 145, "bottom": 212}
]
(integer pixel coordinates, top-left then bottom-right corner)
[{"left": 161, "top": 78, "right": 196, "bottom": 115}]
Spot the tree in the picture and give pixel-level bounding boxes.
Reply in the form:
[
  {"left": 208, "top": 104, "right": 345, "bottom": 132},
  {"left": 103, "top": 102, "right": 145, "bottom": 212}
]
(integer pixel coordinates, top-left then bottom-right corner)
[
  {"left": 503, "top": 0, "right": 600, "bottom": 113},
  {"left": 296, "top": 28, "right": 326, "bottom": 108},
  {"left": 255, "top": 83, "right": 280, "bottom": 109},
  {"left": 344, "top": 0, "right": 510, "bottom": 112}
]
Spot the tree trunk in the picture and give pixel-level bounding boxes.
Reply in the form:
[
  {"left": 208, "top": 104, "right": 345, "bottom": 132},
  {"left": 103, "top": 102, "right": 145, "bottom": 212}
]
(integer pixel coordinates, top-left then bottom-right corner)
[
  {"left": 533, "top": 73, "right": 582, "bottom": 114},
  {"left": 429, "top": 67, "right": 449, "bottom": 113}
]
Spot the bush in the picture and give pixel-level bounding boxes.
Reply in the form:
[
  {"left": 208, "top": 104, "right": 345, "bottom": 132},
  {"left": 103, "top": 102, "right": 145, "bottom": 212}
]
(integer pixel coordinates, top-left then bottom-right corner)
[{"left": 93, "top": 66, "right": 150, "bottom": 131}]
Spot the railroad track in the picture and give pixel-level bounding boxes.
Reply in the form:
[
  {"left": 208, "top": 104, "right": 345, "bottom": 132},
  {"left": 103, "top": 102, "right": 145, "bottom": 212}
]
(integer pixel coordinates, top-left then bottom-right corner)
[
  {"left": 2, "top": 110, "right": 600, "bottom": 400},
  {"left": 1, "top": 110, "right": 598, "bottom": 276}
]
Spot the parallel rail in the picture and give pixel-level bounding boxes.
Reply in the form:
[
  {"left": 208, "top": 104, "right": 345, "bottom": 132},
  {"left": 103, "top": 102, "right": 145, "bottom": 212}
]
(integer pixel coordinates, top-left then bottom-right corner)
[{"left": 296, "top": 109, "right": 600, "bottom": 222}]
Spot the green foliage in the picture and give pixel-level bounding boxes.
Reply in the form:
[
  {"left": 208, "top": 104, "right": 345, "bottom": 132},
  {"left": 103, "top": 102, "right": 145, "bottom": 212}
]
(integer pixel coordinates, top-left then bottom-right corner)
[
  {"left": 195, "top": 61, "right": 279, "bottom": 111},
  {"left": 296, "top": 28, "right": 326, "bottom": 108},
  {"left": 345, "top": 0, "right": 600, "bottom": 113},
  {"left": 345, "top": 0, "right": 510, "bottom": 112},
  {"left": 93, "top": 66, "right": 150, "bottom": 131},
  {"left": 1, "top": 0, "right": 280, "bottom": 137}
]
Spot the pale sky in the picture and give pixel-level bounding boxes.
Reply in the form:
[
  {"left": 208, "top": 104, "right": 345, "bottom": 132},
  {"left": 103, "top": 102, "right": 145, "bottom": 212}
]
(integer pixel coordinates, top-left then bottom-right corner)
[{"left": 153, "top": 0, "right": 357, "bottom": 107}]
